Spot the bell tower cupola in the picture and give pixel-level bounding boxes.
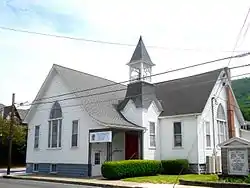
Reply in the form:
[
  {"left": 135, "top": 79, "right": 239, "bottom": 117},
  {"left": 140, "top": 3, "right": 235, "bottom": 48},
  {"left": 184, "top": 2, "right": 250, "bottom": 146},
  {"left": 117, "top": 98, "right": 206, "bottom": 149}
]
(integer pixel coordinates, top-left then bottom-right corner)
[{"left": 127, "top": 36, "right": 155, "bottom": 83}]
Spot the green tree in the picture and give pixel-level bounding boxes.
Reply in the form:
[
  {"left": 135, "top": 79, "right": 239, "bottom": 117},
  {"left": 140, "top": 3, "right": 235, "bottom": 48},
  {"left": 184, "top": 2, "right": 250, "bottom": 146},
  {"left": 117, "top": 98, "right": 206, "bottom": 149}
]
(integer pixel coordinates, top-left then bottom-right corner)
[
  {"left": 232, "top": 77, "right": 250, "bottom": 121},
  {"left": 0, "top": 116, "right": 27, "bottom": 146}
]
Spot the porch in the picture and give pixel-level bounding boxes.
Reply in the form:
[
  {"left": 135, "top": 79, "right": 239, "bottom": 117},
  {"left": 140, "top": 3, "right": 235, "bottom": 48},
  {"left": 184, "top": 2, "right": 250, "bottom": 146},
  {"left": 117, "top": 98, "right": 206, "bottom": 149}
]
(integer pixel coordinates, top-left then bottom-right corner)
[{"left": 88, "top": 128, "right": 144, "bottom": 177}]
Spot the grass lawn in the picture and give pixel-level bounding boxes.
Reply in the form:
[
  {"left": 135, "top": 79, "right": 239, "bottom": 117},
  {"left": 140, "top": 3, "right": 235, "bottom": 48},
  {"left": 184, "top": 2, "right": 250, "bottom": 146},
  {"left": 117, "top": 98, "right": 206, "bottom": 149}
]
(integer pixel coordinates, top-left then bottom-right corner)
[{"left": 123, "top": 174, "right": 219, "bottom": 184}]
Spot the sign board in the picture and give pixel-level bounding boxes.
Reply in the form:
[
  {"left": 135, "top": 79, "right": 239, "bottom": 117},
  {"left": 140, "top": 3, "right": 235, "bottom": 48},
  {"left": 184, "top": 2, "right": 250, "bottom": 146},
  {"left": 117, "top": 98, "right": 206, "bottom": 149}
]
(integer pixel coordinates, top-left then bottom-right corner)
[
  {"left": 89, "top": 131, "right": 112, "bottom": 143},
  {"left": 228, "top": 149, "right": 248, "bottom": 175}
]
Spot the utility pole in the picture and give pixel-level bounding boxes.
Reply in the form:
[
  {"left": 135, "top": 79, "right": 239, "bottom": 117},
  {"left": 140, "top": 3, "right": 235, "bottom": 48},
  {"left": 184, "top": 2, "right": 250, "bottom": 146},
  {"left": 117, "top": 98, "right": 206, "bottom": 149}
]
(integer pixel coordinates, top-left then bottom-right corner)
[{"left": 7, "top": 93, "right": 15, "bottom": 175}]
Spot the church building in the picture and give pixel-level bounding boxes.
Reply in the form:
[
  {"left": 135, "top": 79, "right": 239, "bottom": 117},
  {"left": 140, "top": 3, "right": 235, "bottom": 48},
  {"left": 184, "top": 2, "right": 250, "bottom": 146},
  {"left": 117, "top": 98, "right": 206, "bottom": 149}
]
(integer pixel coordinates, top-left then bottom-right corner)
[{"left": 24, "top": 37, "right": 245, "bottom": 177}]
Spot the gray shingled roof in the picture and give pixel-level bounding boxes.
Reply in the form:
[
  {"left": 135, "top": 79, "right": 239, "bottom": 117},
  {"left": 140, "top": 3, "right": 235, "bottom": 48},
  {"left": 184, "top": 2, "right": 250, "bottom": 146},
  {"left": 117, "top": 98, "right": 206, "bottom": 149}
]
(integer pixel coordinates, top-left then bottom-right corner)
[
  {"left": 117, "top": 81, "right": 163, "bottom": 112},
  {"left": 54, "top": 65, "right": 223, "bottom": 126},
  {"left": 17, "top": 109, "right": 29, "bottom": 121},
  {"left": 54, "top": 65, "right": 142, "bottom": 129},
  {"left": 127, "top": 36, "right": 155, "bottom": 66},
  {"left": 155, "top": 69, "right": 223, "bottom": 116},
  {"left": 0, "top": 103, "right": 5, "bottom": 110}
]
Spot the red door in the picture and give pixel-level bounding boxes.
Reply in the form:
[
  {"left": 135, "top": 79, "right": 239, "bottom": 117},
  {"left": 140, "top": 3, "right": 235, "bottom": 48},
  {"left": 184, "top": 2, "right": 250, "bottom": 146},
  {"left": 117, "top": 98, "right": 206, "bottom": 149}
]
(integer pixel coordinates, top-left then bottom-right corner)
[{"left": 125, "top": 133, "right": 139, "bottom": 160}]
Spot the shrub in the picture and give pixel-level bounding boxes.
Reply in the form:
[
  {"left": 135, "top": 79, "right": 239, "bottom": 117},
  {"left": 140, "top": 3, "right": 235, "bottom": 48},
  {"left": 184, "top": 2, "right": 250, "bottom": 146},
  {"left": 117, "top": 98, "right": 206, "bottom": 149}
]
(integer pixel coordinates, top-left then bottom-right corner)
[
  {"left": 101, "top": 160, "right": 161, "bottom": 180},
  {"left": 161, "top": 159, "right": 189, "bottom": 175}
]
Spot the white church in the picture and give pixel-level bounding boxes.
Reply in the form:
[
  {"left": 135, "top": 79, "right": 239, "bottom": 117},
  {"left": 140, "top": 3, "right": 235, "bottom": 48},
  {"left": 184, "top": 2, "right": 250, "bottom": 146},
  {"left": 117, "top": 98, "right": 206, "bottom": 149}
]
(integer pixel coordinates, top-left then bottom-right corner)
[{"left": 24, "top": 37, "right": 247, "bottom": 177}]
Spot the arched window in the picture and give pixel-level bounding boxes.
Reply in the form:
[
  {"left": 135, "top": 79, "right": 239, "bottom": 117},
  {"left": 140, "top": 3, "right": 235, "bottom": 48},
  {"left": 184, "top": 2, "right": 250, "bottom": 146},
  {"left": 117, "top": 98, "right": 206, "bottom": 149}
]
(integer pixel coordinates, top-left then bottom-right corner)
[
  {"left": 50, "top": 101, "right": 62, "bottom": 119},
  {"left": 48, "top": 101, "right": 62, "bottom": 148},
  {"left": 217, "top": 104, "right": 227, "bottom": 143},
  {"left": 217, "top": 104, "right": 226, "bottom": 121}
]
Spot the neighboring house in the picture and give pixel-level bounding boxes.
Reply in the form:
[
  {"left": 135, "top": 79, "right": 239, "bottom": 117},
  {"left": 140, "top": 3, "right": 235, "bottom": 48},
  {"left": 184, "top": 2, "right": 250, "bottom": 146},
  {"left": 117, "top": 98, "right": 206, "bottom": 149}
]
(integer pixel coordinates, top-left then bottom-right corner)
[
  {"left": 241, "top": 121, "right": 250, "bottom": 130},
  {"left": 0, "top": 104, "right": 29, "bottom": 125},
  {"left": 24, "top": 37, "right": 245, "bottom": 177},
  {"left": 240, "top": 121, "right": 250, "bottom": 140}
]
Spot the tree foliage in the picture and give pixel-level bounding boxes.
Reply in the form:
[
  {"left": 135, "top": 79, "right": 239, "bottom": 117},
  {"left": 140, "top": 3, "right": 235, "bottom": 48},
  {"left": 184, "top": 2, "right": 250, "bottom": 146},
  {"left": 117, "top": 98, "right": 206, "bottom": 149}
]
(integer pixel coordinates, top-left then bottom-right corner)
[
  {"left": 0, "top": 116, "right": 27, "bottom": 146},
  {"left": 232, "top": 77, "right": 250, "bottom": 121}
]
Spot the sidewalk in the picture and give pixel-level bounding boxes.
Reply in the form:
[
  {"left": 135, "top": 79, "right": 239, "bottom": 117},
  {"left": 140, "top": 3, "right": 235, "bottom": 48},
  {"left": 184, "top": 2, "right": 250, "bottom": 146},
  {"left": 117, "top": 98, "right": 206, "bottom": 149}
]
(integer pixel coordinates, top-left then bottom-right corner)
[
  {"left": 3, "top": 174, "right": 210, "bottom": 188},
  {"left": 0, "top": 167, "right": 25, "bottom": 173}
]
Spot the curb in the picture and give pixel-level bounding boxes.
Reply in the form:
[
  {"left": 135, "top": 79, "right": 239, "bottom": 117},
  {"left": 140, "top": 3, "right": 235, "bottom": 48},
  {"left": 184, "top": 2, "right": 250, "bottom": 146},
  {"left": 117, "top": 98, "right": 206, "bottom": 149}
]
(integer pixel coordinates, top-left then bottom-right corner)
[
  {"left": 179, "top": 179, "right": 250, "bottom": 188},
  {"left": 2, "top": 175, "right": 144, "bottom": 188}
]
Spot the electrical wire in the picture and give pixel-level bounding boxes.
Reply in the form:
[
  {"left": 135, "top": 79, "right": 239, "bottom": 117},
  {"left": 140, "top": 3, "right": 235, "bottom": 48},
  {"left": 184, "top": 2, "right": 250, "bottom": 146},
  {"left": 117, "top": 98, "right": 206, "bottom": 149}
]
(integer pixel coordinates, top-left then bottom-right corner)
[
  {"left": 24, "top": 68, "right": 250, "bottom": 108},
  {"left": 32, "top": 53, "right": 250, "bottom": 102},
  {"left": 227, "top": 8, "right": 250, "bottom": 67},
  {"left": 172, "top": 81, "right": 229, "bottom": 187},
  {"left": 25, "top": 72, "right": 250, "bottom": 113},
  {"left": 0, "top": 26, "right": 249, "bottom": 53}
]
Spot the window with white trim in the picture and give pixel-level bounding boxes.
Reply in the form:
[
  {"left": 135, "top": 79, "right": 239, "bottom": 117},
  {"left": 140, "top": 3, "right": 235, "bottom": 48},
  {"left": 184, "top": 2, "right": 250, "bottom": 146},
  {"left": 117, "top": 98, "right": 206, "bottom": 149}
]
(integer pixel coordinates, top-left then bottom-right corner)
[
  {"left": 205, "top": 122, "right": 211, "bottom": 147},
  {"left": 34, "top": 125, "right": 40, "bottom": 149},
  {"left": 33, "top": 164, "right": 39, "bottom": 172},
  {"left": 50, "top": 164, "right": 57, "bottom": 173},
  {"left": 217, "top": 104, "right": 227, "bottom": 144},
  {"left": 173, "top": 122, "right": 182, "bottom": 147},
  {"left": 149, "top": 122, "right": 156, "bottom": 147},
  {"left": 48, "top": 102, "right": 62, "bottom": 148},
  {"left": 71, "top": 120, "right": 78, "bottom": 147}
]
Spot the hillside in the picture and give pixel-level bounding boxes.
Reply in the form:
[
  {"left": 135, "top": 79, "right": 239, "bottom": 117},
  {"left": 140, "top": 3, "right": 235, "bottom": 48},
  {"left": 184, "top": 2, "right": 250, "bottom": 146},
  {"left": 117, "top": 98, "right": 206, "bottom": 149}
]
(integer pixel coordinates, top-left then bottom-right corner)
[{"left": 232, "top": 77, "right": 250, "bottom": 121}]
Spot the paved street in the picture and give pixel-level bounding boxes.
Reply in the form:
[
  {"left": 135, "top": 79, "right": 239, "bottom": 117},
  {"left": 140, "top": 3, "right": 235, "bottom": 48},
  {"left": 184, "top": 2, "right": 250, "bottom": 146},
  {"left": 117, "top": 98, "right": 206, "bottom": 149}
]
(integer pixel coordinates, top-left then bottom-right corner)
[{"left": 0, "top": 179, "right": 98, "bottom": 188}]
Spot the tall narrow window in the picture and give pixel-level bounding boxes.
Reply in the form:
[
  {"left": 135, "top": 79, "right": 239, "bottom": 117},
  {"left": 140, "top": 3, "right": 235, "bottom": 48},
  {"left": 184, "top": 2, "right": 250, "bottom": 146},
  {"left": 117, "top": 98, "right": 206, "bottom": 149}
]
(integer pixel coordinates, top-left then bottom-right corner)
[
  {"left": 33, "top": 164, "right": 39, "bottom": 172},
  {"left": 50, "top": 164, "right": 57, "bottom": 173},
  {"left": 94, "top": 152, "right": 100, "bottom": 165},
  {"left": 48, "top": 101, "right": 62, "bottom": 148},
  {"left": 217, "top": 104, "right": 227, "bottom": 144},
  {"left": 34, "top": 125, "right": 40, "bottom": 149},
  {"left": 205, "top": 122, "right": 211, "bottom": 147},
  {"left": 149, "top": 122, "right": 156, "bottom": 147},
  {"left": 72, "top": 120, "right": 78, "bottom": 147},
  {"left": 174, "top": 122, "right": 182, "bottom": 147},
  {"left": 48, "top": 121, "right": 51, "bottom": 148}
]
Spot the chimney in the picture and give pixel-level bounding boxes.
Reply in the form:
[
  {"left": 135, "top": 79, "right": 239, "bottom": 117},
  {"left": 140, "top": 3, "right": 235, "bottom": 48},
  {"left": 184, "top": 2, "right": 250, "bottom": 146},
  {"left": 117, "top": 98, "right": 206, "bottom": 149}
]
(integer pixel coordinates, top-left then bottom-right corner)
[{"left": 225, "top": 68, "right": 236, "bottom": 138}]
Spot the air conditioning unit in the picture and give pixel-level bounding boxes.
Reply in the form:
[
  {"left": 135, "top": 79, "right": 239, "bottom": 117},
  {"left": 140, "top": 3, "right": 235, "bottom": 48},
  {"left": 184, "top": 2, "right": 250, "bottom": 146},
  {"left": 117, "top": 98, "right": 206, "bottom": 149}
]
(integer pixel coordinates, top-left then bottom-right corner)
[
  {"left": 216, "top": 156, "right": 222, "bottom": 173},
  {"left": 206, "top": 156, "right": 215, "bottom": 174}
]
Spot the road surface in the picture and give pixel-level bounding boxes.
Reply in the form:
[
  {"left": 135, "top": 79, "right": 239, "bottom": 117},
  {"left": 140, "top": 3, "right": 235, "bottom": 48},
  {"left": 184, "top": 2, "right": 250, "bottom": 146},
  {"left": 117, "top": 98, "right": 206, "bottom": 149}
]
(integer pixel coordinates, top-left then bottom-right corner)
[{"left": 0, "top": 178, "right": 99, "bottom": 188}]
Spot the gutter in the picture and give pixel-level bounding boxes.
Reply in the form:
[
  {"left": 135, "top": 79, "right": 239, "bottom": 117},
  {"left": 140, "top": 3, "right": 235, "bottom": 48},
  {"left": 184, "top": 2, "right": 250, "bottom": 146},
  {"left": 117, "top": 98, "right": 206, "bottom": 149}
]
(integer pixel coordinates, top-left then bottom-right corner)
[
  {"left": 211, "top": 96, "right": 217, "bottom": 173},
  {"left": 158, "top": 113, "right": 201, "bottom": 119}
]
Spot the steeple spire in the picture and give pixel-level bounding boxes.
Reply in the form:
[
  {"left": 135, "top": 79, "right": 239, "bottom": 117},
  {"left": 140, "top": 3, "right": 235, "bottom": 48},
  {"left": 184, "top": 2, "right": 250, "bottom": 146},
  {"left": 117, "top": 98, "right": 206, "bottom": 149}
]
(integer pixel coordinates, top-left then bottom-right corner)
[
  {"left": 127, "top": 36, "right": 155, "bottom": 83},
  {"left": 127, "top": 36, "right": 155, "bottom": 66}
]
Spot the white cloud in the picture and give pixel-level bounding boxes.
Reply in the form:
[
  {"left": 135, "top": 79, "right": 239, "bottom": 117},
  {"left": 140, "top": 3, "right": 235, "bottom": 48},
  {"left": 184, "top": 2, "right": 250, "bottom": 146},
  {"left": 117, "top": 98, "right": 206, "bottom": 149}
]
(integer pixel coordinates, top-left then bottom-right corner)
[{"left": 0, "top": 0, "right": 250, "bottom": 105}]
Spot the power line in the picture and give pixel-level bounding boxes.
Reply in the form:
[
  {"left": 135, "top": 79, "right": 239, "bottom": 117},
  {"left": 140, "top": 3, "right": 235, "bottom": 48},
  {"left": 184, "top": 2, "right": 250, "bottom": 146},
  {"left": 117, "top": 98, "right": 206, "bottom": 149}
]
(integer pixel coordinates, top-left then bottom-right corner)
[
  {"left": 227, "top": 8, "right": 250, "bottom": 67},
  {"left": 0, "top": 26, "right": 249, "bottom": 53},
  {"left": 173, "top": 83, "right": 229, "bottom": 187},
  {"left": 32, "top": 53, "right": 250, "bottom": 102},
  {"left": 23, "top": 72, "right": 250, "bottom": 110},
  {"left": 230, "top": 63, "right": 250, "bottom": 69}
]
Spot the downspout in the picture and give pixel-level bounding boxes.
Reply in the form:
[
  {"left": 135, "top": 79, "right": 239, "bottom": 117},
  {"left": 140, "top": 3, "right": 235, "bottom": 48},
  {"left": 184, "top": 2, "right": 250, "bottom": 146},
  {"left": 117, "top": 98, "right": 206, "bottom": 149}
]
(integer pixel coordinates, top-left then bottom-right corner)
[{"left": 211, "top": 97, "right": 217, "bottom": 173}]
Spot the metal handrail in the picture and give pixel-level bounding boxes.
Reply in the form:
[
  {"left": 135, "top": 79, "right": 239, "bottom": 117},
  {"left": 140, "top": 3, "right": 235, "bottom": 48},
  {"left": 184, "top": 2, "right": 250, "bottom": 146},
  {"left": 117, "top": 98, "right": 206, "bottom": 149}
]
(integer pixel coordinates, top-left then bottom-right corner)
[{"left": 129, "top": 152, "right": 137, "bottom": 160}]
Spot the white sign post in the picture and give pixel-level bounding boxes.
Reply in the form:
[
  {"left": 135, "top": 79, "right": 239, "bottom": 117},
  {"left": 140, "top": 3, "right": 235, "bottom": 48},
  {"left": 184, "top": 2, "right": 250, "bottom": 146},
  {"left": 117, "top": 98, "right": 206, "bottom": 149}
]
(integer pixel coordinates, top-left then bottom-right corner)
[{"left": 89, "top": 131, "right": 112, "bottom": 143}]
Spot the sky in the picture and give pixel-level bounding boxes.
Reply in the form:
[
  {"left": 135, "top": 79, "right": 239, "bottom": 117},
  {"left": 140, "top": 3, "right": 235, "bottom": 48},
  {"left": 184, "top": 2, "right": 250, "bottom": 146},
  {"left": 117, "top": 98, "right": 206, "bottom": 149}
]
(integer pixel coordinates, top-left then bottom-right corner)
[{"left": 0, "top": 0, "right": 250, "bottom": 106}]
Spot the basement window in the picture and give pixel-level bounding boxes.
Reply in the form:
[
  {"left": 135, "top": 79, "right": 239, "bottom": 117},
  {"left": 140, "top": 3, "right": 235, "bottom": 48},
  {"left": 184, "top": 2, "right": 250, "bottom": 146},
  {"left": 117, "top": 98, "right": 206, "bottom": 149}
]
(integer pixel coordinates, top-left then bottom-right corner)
[
  {"left": 33, "top": 164, "right": 39, "bottom": 172},
  {"left": 50, "top": 164, "right": 57, "bottom": 173}
]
